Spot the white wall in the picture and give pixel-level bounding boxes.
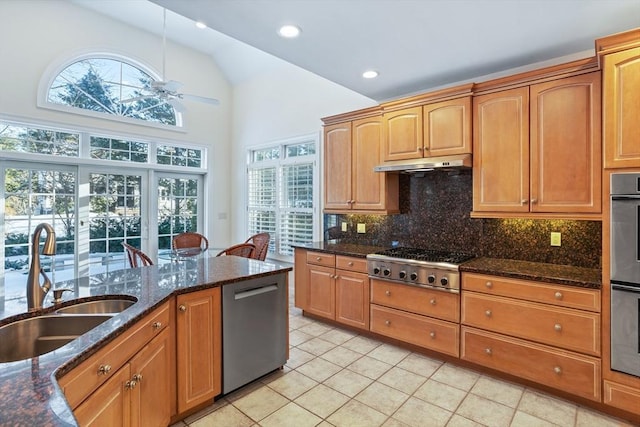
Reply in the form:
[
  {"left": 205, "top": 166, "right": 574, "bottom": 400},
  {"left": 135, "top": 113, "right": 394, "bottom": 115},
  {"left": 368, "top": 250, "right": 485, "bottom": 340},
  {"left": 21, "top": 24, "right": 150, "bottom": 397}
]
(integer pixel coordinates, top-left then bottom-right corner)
[
  {"left": 0, "top": 0, "right": 233, "bottom": 246},
  {"left": 231, "top": 61, "right": 376, "bottom": 242}
]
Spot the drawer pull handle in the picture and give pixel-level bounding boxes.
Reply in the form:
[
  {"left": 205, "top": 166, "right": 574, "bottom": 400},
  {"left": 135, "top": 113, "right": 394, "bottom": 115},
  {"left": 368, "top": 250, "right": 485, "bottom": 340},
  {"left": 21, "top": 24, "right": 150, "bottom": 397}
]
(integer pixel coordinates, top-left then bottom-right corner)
[
  {"left": 554, "top": 323, "right": 562, "bottom": 332},
  {"left": 348, "top": 262, "right": 353, "bottom": 267},
  {"left": 485, "top": 310, "right": 492, "bottom": 317},
  {"left": 485, "top": 281, "right": 493, "bottom": 289},
  {"left": 429, "top": 331, "right": 436, "bottom": 338},
  {"left": 98, "top": 364, "right": 112, "bottom": 375},
  {"left": 485, "top": 348, "right": 492, "bottom": 355},
  {"left": 430, "top": 298, "right": 436, "bottom": 305},
  {"left": 554, "top": 366, "right": 562, "bottom": 375},
  {"left": 385, "top": 290, "right": 391, "bottom": 296},
  {"left": 152, "top": 321, "right": 162, "bottom": 330},
  {"left": 554, "top": 291, "right": 563, "bottom": 300},
  {"left": 385, "top": 320, "right": 391, "bottom": 326},
  {"left": 179, "top": 305, "right": 186, "bottom": 312},
  {"left": 316, "top": 257, "right": 322, "bottom": 261}
]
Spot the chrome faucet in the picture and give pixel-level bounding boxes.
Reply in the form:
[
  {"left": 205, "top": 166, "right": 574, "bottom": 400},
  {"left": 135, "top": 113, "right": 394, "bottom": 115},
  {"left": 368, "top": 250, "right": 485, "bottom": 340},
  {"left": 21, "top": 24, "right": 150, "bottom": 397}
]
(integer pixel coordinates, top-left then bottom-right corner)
[{"left": 26, "top": 223, "right": 56, "bottom": 310}]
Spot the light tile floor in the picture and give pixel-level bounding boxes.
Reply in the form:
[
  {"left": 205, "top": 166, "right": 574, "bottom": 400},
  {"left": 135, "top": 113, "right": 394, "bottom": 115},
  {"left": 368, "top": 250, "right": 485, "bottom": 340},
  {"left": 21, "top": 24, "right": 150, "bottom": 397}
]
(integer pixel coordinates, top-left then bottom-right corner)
[{"left": 172, "top": 275, "right": 636, "bottom": 427}]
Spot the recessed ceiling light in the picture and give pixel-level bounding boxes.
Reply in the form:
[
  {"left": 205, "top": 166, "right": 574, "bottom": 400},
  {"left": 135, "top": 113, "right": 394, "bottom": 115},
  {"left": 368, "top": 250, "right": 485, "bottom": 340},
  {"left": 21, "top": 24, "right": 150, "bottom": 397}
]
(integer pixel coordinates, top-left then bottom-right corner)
[
  {"left": 278, "top": 25, "right": 301, "bottom": 38},
  {"left": 195, "top": 21, "right": 207, "bottom": 29},
  {"left": 362, "top": 70, "right": 379, "bottom": 79}
]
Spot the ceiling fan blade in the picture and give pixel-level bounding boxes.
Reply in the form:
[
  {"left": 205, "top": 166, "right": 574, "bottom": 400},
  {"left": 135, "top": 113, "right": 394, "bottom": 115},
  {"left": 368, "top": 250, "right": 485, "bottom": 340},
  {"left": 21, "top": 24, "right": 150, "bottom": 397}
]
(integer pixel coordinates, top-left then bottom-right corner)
[
  {"left": 153, "top": 79, "right": 183, "bottom": 93},
  {"left": 166, "top": 97, "right": 187, "bottom": 113},
  {"left": 120, "top": 95, "right": 153, "bottom": 104},
  {"left": 181, "top": 93, "right": 220, "bottom": 106}
]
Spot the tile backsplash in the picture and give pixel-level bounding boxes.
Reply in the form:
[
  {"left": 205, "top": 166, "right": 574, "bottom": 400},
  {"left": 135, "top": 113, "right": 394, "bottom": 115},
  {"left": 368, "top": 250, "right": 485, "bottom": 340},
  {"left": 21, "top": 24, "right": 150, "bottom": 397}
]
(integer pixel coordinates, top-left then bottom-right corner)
[{"left": 325, "top": 170, "right": 601, "bottom": 269}]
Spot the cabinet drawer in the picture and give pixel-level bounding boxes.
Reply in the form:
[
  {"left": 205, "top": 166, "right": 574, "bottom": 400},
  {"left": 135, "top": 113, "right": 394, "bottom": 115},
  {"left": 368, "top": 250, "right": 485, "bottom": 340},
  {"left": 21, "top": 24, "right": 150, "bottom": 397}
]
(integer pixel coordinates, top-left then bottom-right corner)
[
  {"left": 336, "top": 255, "right": 368, "bottom": 273},
  {"left": 603, "top": 380, "right": 640, "bottom": 415},
  {"left": 462, "top": 292, "right": 600, "bottom": 356},
  {"left": 371, "top": 279, "right": 459, "bottom": 322},
  {"left": 462, "top": 273, "right": 600, "bottom": 312},
  {"left": 461, "top": 327, "right": 601, "bottom": 401},
  {"left": 306, "top": 251, "right": 336, "bottom": 268},
  {"left": 60, "top": 301, "right": 170, "bottom": 409},
  {"left": 371, "top": 304, "right": 459, "bottom": 357}
]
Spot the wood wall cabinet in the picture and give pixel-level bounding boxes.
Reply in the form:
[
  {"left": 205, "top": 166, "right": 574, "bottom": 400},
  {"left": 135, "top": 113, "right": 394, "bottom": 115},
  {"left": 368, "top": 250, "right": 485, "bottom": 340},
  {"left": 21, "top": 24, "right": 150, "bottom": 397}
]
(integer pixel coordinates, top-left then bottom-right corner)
[
  {"left": 460, "top": 273, "right": 602, "bottom": 401},
  {"left": 597, "top": 30, "right": 640, "bottom": 169},
  {"left": 323, "top": 114, "right": 399, "bottom": 214},
  {"left": 59, "top": 302, "right": 172, "bottom": 426},
  {"left": 176, "top": 287, "right": 222, "bottom": 414},
  {"left": 299, "top": 249, "right": 370, "bottom": 330},
  {"left": 473, "top": 72, "right": 602, "bottom": 218},
  {"left": 370, "top": 279, "right": 460, "bottom": 357}
]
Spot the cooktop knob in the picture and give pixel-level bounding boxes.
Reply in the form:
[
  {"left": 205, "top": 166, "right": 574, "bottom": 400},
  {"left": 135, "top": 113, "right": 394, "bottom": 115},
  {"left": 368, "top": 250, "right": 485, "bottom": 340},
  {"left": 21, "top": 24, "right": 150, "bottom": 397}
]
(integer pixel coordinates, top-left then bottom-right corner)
[
  {"left": 440, "top": 277, "right": 449, "bottom": 287},
  {"left": 410, "top": 272, "right": 418, "bottom": 281},
  {"left": 383, "top": 268, "right": 391, "bottom": 276},
  {"left": 399, "top": 271, "right": 407, "bottom": 279},
  {"left": 428, "top": 274, "right": 436, "bottom": 284},
  {"left": 373, "top": 267, "right": 381, "bottom": 275}
]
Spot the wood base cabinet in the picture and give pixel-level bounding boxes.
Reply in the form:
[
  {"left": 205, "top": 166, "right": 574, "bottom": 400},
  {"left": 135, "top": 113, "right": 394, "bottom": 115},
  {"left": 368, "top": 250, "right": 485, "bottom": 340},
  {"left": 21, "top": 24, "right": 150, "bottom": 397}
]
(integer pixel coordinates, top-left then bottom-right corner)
[{"left": 176, "top": 287, "right": 222, "bottom": 414}]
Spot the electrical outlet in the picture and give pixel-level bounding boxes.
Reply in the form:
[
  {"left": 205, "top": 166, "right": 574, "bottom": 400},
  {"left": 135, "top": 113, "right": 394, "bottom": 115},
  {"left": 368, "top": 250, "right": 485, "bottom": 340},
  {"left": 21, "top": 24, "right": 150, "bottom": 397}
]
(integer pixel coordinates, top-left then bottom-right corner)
[
  {"left": 550, "top": 232, "right": 561, "bottom": 247},
  {"left": 357, "top": 223, "right": 366, "bottom": 233},
  {"left": 341, "top": 222, "right": 348, "bottom": 232}
]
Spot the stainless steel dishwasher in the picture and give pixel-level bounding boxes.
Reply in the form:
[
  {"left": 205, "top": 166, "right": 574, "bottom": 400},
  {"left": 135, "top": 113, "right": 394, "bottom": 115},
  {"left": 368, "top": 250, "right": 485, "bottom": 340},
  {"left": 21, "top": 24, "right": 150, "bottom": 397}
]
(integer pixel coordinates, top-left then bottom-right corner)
[{"left": 222, "top": 272, "right": 287, "bottom": 394}]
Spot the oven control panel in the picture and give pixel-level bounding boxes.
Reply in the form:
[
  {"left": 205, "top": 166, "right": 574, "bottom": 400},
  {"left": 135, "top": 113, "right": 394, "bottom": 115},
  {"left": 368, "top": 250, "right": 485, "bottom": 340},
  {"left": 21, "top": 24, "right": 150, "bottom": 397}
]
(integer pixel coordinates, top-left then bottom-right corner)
[{"left": 367, "top": 260, "right": 460, "bottom": 293}]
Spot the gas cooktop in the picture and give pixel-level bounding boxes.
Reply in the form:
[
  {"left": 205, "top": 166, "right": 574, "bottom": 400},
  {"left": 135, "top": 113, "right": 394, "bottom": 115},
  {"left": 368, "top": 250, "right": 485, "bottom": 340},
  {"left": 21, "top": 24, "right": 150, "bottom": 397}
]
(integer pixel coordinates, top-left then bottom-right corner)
[{"left": 372, "top": 247, "right": 475, "bottom": 265}]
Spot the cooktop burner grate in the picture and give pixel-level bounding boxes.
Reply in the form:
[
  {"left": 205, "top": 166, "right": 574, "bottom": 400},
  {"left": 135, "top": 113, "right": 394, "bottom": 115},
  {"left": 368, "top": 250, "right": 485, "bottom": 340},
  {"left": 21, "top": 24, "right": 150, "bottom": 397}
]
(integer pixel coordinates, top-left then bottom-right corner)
[{"left": 374, "top": 247, "right": 475, "bottom": 264}]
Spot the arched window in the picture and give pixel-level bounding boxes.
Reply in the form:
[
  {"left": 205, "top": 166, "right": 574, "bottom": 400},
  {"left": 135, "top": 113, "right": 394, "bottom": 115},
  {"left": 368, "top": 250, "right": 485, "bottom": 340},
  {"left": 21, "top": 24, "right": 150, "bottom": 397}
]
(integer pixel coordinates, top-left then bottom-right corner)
[{"left": 44, "top": 56, "right": 179, "bottom": 126}]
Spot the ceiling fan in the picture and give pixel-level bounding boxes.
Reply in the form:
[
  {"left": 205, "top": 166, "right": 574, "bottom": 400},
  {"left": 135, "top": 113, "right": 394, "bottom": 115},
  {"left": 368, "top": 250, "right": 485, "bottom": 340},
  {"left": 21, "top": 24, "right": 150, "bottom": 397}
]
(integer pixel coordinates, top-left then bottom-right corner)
[{"left": 121, "top": 8, "right": 220, "bottom": 112}]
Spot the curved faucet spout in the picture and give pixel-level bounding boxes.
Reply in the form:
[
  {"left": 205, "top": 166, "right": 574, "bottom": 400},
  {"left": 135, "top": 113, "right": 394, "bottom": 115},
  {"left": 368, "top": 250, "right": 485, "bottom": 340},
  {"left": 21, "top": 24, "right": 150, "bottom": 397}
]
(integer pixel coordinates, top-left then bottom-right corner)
[{"left": 26, "top": 223, "right": 56, "bottom": 310}]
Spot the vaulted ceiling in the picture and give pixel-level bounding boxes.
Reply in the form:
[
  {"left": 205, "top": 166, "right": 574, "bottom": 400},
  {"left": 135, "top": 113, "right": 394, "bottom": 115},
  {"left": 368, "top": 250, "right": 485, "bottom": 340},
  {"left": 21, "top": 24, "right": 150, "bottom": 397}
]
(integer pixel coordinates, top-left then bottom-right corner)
[{"left": 74, "top": 0, "right": 640, "bottom": 102}]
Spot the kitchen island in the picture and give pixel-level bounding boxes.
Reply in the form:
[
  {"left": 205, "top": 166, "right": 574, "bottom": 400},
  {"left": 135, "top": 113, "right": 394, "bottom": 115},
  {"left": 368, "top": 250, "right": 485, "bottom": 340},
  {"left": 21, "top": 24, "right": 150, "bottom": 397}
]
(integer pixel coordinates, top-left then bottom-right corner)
[{"left": 0, "top": 255, "right": 291, "bottom": 426}]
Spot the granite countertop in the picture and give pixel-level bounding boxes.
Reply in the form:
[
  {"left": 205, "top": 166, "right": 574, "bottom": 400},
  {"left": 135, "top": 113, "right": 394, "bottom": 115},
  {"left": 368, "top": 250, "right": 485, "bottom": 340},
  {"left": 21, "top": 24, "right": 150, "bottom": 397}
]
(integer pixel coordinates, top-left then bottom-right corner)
[
  {"left": 0, "top": 255, "right": 292, "bottom": 426},
  {"left": 292, "top": 241, "right": 390, "bottom": 258},
  {"left": 460, "top": 257, "right": 601, "bottom": 289}
]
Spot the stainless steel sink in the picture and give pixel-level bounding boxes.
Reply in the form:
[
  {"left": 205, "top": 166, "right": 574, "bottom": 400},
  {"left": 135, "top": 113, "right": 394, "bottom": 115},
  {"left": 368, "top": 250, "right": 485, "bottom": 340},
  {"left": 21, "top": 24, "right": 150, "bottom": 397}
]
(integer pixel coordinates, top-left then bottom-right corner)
[
  {"left": 55, "top": 298, "right": 136, "bottom": 315},
  {"left": 0, "top": 314, "right": 113, "bottom": 363}
]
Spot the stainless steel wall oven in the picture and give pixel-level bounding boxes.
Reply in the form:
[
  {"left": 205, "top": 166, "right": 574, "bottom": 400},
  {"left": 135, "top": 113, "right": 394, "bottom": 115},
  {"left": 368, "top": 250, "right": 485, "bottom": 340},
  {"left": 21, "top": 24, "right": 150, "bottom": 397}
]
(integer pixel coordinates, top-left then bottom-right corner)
[{"left": 610, "top": 172, "right": 640, "bottom": 378}]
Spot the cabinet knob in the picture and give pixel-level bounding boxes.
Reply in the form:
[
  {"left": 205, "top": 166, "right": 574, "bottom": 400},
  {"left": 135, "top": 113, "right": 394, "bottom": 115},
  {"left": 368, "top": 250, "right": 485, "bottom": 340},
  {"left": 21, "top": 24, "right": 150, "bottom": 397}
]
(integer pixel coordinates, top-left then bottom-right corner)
[
  {"left": 553, "top": 366, "right": 562, "bottom": 375},
  {"left": 485, "top": 281, "right": 493, "bottom": 289},
  {"left": 98, "top": 364, "right": 112, "bottom": 375},
  {"left": 531, "top": 198, "right": 538, "bottom": 204},
  {"left": 385, "top": 320, "right": 391, "bottom": 326},
  {"left": 429, "top": 331, "right": 436, "bottom": 338},
  {"left": 485, "top": 348, "right": 492, "bottom": 355},
  {"left": 554, "top": 323, "right": 562, "bottom": 332},
  {"left": 385, "top": 290, "right": 391, "bottom": 296},
  {"left": 125, "top": 380, "right": 137, "bottom": 390},
  {"left": 179, "top": 305, "right": 186, "bottom": 312},
  {"left": 316, "top": 257, "right": 322, "bottom": 261},
  {"left": 348, "top": 261, "right": 354, "bottom": 267},
  {"left": 554, "top": 291, "right": 563, "bottom": 300},
  {"left": 521, "top": 199, "right": 528, "bottom": 205},
  {"left": 132, "top": 373, "right": 143, "bottom": 382},
  {"left": 152, "top": 321, "right": 162, "bottom": 330},
  {"left": 430, "top": 298, "right": 436, "bottom": 305},
  {"left": 485, "top": 310, "right": 492, "bottom": 317}
]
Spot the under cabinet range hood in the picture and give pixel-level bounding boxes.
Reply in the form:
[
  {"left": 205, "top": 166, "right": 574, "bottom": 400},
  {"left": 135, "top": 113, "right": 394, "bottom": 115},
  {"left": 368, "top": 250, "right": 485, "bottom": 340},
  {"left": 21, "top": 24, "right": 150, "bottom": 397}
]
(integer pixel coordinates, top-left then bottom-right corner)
[{"left": 374, "top": 154, "right": 472, "bottom": 173}]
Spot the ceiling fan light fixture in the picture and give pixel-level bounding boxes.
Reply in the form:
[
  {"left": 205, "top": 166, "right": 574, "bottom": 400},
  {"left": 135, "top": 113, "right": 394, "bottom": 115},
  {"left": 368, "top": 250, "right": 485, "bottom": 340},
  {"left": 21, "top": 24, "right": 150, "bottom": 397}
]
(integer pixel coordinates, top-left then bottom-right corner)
[
  {"left": 278, "top": 24, "right": 301, "bottom": 38},
  {"left": 195, "top": 21, "right": 207, "bottom": 29},
  {"left": 362, "top": 70, "right": 379, "bottom": 79}
]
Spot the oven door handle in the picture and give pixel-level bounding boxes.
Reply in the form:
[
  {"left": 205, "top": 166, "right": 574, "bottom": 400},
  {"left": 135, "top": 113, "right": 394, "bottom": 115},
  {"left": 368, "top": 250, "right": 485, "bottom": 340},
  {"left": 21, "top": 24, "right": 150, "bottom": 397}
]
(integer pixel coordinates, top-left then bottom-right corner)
[
  {"left": 612, "top": 282, "right": 640, "bottom": 294},
  {"left": 611, "top": 195, "right": 640, "bottom": 201}
]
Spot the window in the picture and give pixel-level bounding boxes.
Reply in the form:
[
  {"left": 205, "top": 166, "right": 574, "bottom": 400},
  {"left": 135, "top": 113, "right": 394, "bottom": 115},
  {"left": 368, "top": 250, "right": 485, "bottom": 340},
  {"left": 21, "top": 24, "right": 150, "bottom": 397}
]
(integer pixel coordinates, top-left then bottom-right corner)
[
  {"left": 157, "top": 175, "right": 203, "bottom": 254},
  {"left": 44, "top": 56, "right": 178, "bottom": 126},
  {"left": 247, "top": 136, "right": 318, "bottom": 258},
  {"left": 90, "top": 136, "right": 148, "bottom": 163},
  {"left": 0, "top": 122, "right": 79, "bottom": 156}
]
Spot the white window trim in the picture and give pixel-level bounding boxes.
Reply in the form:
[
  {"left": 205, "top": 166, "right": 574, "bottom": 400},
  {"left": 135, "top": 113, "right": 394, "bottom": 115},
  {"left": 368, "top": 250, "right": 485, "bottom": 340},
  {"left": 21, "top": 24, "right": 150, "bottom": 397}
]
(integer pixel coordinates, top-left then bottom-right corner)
[{"left": 36, "top": 50, "right": 186, "bottom": 132}]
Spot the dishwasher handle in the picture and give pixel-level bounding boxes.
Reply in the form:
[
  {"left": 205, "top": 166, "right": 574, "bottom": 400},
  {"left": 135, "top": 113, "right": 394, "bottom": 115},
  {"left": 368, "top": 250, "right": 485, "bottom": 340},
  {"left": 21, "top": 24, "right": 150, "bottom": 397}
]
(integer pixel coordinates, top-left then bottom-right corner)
[{"left": 235, "top": 284, "right": 278, "bottom": 300}]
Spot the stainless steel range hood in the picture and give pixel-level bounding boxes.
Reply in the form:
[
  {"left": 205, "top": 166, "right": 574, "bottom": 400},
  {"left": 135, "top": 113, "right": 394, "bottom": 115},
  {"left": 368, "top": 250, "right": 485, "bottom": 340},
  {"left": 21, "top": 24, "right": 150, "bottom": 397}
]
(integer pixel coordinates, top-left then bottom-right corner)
[{"left": 374, "top": 154, "right": 472, "bottom": 173}]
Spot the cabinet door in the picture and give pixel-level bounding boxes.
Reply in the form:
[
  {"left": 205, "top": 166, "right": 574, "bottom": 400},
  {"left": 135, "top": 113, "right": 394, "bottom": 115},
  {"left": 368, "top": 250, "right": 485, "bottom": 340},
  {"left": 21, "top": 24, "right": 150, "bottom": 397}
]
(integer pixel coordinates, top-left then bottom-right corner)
[
  {"left": 324, "top": 122, "right": 353, "bottom": 210},
  {"left": 294, "top": 248, "right": 310, "bottom": 310},
  {"left": 352, "top": 116, "right": 386, "bottom": 210},
  {"left": 176, "top": 287, "right": 222, "bottom": 413},
  {"left": 383, "top": 106, "right": 423, "bottom": 161},
  {"left": 423, "top": 97, "right": 472, "bottom": 157},
  {"left": 74, "top": 364, "right": 131, "bottom": 427},
  {"left": 530, "top": 72, "right": 601, "bottom": 213},
  {"left": 130, "top": 329, "right": 171, "bottom": 427},
  {"left": 307, "top": 264, "right": 335, "bottom": 319},
  {"left": 335, "top": 270, "right": 369, "bottom": 330},
  {"left": 603, "top": 47, "right": 640, "bottom": 168},
  {"left": 473, "top": 87, "right": 530, "bottom": 212}
]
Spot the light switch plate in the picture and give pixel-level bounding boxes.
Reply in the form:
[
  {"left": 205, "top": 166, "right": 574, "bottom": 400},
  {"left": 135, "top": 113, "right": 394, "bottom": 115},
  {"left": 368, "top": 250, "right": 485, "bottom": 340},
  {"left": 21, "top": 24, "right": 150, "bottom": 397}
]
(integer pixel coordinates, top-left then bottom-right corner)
[
  {"left": 341, "top": 222, "right": 348, "bottom": 232},
  {"left": 357, "top": 223, "right": 366, "bottom": 233},
  {"left": 550, "top": 232, "right": 561, "bottom": 246}
]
